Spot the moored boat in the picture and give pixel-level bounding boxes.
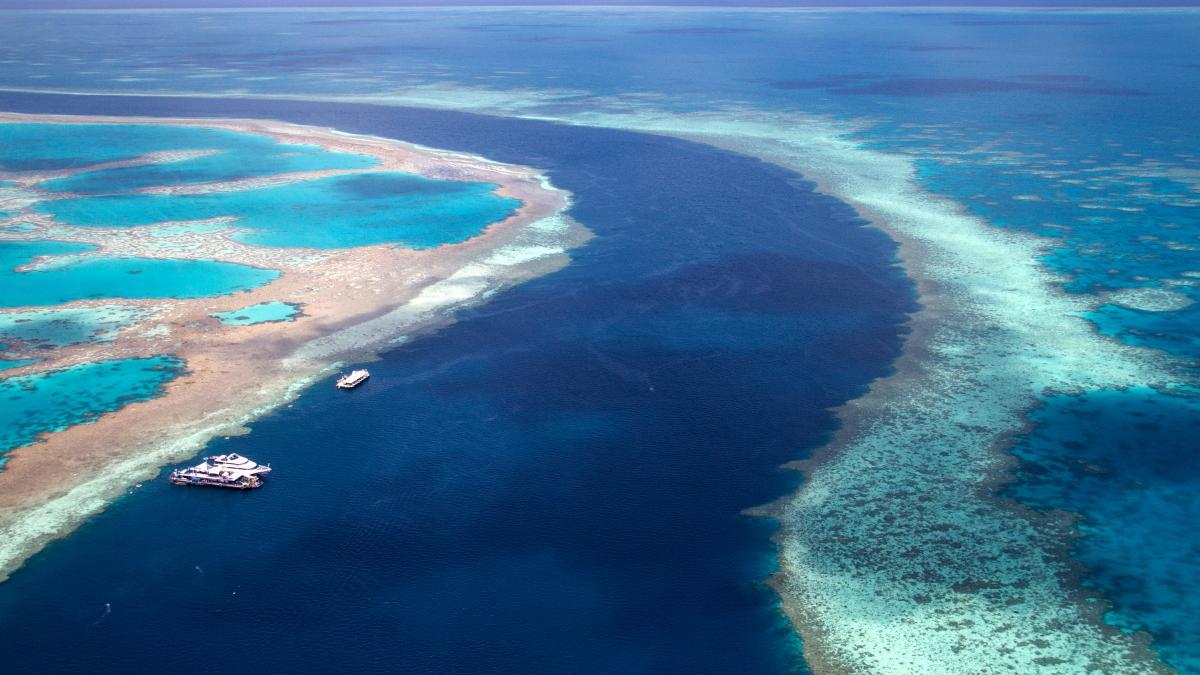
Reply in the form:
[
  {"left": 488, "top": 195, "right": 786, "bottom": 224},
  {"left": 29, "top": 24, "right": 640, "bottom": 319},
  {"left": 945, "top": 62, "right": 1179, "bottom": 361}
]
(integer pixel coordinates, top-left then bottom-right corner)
[
  {"left": 206, "top": 452, "right": 271, "bottom": 476},
  {"left": 169, "top": 453, "right": 270, "bottom": 489},
  {"left": 336, "top": 369, "right": 370, "bottom": 389}
]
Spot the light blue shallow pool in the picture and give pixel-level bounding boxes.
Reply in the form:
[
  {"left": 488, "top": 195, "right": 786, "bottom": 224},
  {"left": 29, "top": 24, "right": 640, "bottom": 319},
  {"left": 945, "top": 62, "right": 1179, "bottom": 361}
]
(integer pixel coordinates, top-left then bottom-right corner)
[
  {"left": 0, "top": 305, "right": 147, "bottom": 348},
  {"left": 212, "top": 301, "right": 302, "bottom": 325},
  {"left": 0, "top": 240, "right": 279, "bottom": 307},
  {"left": 40, "top": 172, "right": 520, "bottom": 249},
  {"left": 0, "top": 355, "right": 183, "bottom": 465},
  {"left": 0, "top": 122, "right": 376, "bottom": 186}
]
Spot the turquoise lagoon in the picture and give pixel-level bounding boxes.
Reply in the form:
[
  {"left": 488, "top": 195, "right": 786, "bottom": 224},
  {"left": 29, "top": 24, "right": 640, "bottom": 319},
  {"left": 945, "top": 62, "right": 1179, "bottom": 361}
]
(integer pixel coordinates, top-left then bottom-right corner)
[
  {"left": 0, "top": 223, "right": 39, "bottom": 233},
  {"left": 1, "top": 123, "right": 375, "bottom": 188},
  {"left": 0, "top": 305, "right": 147, "bottom": 348},
  {"left": 41, "top": 172, "right": 519, "bottom": 249},
  {"left": 0, "top": 344, "right": 37, "bottom": 371},
  {"left": 0, "top": 355, "right": 182, "bottom": 465},
  {"left": 212, "top": 301, "right": 302, "bottom": 326},
  {"left": 0, "top": 240, "right": 278, "bottom": 307}
]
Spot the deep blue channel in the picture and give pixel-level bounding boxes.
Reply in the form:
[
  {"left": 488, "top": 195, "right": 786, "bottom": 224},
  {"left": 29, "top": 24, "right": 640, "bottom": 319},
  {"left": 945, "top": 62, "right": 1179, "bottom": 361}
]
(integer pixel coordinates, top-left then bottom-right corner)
[{"left": 0, "top": 93, "right": 914, "bottom": 674}]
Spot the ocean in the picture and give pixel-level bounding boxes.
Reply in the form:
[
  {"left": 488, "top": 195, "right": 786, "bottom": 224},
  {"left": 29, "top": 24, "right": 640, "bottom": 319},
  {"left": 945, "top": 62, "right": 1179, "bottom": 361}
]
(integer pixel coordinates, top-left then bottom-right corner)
[
  {"left": 0, "top": 92, "right": 912, "bottom": 673},
  {"left": 1, "top": 7, "right": 1198, "bottom": 672}
]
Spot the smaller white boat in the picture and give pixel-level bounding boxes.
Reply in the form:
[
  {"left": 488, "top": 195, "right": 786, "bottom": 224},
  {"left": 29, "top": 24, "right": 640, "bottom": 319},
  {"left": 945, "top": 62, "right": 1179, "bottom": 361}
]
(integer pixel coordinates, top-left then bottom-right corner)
[{"left": 336, "top": 369, "right": 370, "bottom": 389}]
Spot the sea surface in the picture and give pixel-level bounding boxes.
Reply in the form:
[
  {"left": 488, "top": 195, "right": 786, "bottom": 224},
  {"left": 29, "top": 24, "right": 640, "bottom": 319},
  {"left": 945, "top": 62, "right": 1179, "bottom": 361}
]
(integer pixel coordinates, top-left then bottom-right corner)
[
  {"left": 0, "top": 7, "right": 1198, "bottom": 673},
  {"left": 0, "top": 92, "right": 913, "bottom": 673}
]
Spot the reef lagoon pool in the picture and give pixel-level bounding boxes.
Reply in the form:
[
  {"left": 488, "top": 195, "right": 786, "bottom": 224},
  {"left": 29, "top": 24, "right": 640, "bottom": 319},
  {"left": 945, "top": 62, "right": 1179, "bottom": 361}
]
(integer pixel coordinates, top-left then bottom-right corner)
[
  {"left": 39, "top": 171, "right": 520, "bottom": 250},
  {"left": 211, "top": 301, "right": 302, "bottom": 326},
  {"left": 0, "top": 305, "right": 147, "bottom": 348},
  {"left": 1, "top": 122, "right": 376, "bottom": 189},
  {"left": 0, "top": 241, "right": 279, "bottom": 307},
  {"left": 0, "top": 355, "right": 182, "bottom": 465}
]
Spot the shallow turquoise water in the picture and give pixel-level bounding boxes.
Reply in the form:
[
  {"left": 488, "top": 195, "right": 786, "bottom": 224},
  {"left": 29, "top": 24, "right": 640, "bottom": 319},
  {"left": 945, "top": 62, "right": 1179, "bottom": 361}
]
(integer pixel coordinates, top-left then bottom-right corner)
[
  {"left": 0, "top": 342, "right": 37, "bottom": 370},
  {"left": 42, "top": 134, "right": 376, "bottom": 195},
  {"left": 0, "top": 357, "right": 38, "bottom": 371},
  {"left": 212, "top": 301, "right": 301, "bottom": 325},
  {"left": 1087, "top": 303, "right": 1200, "bottom": 364},
  {"left": 0, "top": 240, "right": 279, "bottom": 307},
  {"left": 1010, "top": 388, "right": 1200, "bottom": 673},
  {"left": 0, "top": 123, "right": 375, "bottom": 183},
  {"left": 0, "top": 305, "right": 146, "bottom": 348},
  {"left": 0, "top": 223, "right": 39, "bottom": 233},
  {"left": 0, "top": 355, "right": 182, "bottom": 465},
  {"left": 41, "top": 172, "right": 520, "bottom": 249}
]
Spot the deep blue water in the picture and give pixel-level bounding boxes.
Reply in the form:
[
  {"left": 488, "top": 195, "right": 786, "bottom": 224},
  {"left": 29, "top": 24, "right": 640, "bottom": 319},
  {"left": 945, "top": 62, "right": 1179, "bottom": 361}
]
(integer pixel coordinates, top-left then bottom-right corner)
[{"left": 0, "top": 93, "right": 913, "bottom": 674}]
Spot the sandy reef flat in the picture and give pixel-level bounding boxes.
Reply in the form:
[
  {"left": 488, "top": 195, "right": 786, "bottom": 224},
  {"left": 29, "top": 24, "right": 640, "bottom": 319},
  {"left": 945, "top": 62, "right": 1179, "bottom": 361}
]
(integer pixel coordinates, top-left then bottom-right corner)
[{"left": 0, "top": 112, "right": 587, "bottom": 581}]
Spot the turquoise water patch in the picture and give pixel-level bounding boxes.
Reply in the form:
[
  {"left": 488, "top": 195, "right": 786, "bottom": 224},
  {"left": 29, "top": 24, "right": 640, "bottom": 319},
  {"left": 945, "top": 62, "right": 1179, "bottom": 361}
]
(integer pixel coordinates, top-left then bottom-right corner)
[
  {"left": 40, "top": 130, "right": 375, "bottom": 195},
  {"left": 0, "top": 223, "right": 40, "bottom": 233},
  {"left": 0, "top": 240, "right": 279, "bottom": 307},
  {"left": 1010, "top": 388, "right": 1200, "bottom": 673},
  {"left": 0, "top": 342, "right": 39, "bottom": 370},
  {"left": 0, "top": 349, "right": 38, "bottom": 371},
  {"left": 0, "top": 305, "right": 147, "bottom": 348},
  {"left": 0, "top": 123, "right": 375, "bottom": 178},
  {"left": 0, "top": 239, "right": 94, "bottom": 262},
  {"left": 39, "top": 172, "right": 520, "bottom": 249},
  {"left": 1086, "top": 302, "right": 1200, "bottom": 362},
  {"left": 212, "top": 301, "right": 302, "bottom": 325},
  {"left": 0, "top": 355, "right": 182, "bottom": 464},
  {"left": 0, "top": 211, "right": 12, "bottom": 219}
]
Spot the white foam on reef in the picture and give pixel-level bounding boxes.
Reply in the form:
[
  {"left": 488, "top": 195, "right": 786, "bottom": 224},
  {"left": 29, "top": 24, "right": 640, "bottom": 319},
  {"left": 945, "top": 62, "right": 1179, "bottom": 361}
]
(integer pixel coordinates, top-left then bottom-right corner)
[
  {"left": 485, "top": 244, "right": 561, "bottom": 267},
  {"left": 1107, "top": 286, "right": 1195, "bottom": 312},
  {"left": 291, "top": 213, "right": 577, "bottom": 363}
]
